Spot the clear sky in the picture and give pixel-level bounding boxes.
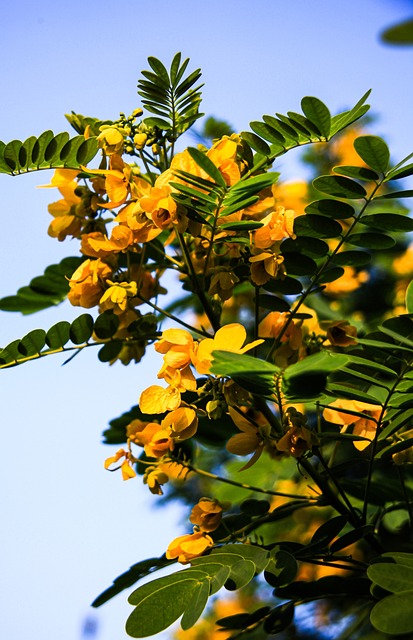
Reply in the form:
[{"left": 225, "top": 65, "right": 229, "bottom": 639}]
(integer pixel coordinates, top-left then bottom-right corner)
[{"left": 1, "top": 1, "right": 413, "bottom": 639}]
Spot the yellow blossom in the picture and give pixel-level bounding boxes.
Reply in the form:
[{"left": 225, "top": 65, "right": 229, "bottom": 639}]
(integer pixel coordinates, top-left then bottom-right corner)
[
  {"left": 252, "top": 205, "right": 296, "bottom": 249},
  {"left": 166, "top": 531, "right": 214, "bottom": 564},
  {"left": 208, "top": 270, "right": 240, "bottom": 301},
  {"left": 323, "top": 399, "right": 382, "bottom": 450},
  {"left": 97, "top": 126, "right": 125, "bottom": 155},
  {"left": 143, "top": 466, "right": 169, "bottom": 494},
  {"left": 323, "top": 266, "right": 369, "bottom": 296},
  {"left": 276, "top": 425, "right": 317, "bottom": 458},
  {"left": 226, "top": 406, "right": 269, "bottom": 469},
  {"left": 99, "top": 280, "right": 138, "bottom": 314},
  {"left": 83, "top": 225, "right": 134, "bottom": 257},
  {"left": 139, "top": 384, "right": 182, "bottom": 414},
  {"left": 190, "top": 498, "right": 223, "bottom": 532},
  {"left": 193, "top": 323, "right": 264, "bottom": 375},
  {"left": 249, "top": 251, "right": 286, "bottom": 286},
  {"left": 161, "top": 407, "right": 198, "bottom": 440},
  {"left": 322, "top": 320, "right": 358, "bottom": 347},
  {"left": 67, "top": 258, "right": 112, "bottom": 308},
  {"left": 104, "top": 448, "right": 137, "bottom": 481}
]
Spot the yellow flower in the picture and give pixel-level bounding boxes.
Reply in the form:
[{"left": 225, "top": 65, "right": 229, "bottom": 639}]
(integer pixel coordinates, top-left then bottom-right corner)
[
  {"left": 226, "top": 406, "right": 268, "bottom": 469},
  {"left": 166, "top": 531, "right": 214, "bottom": 564},
  {"left": 323, "top": 399, "right": 382, "bottom": 450},
  {"left": 99, "top": 280, "right": 138, "bottom": 314},
  {"left": 155, "top": 328, "right": 195, "bottom": 371},
  {"left": 161, "top": 407, "right": 198, "bottom": 441},
  {"left": 322, "top": 320, "right": 358, "bottom": 347},
  {"left": 139, "top": 384, "right": 182, "bottom": 414},
  {"left": 193, "top": 323, "right": 263, "bottom": 375},
  {"left": 139, "top": 184, "right": 182, "bottom": 230},
  {"left": 189, "top": 498, "right": 223, "bottom": 532},
  {"left": 143, "top": 466, "right": 169, "bottom": 495},
  {"left": 207, "top": 137, "right": 240, "bottom": 186},
  {"left": 83, "top": 225, "right": 134, "bottom": 257},
  {"left": 97, "top": 126, "right": 125, "bottom": 155},
  {"left": 249, "top": 251, "right": 286, "bottom": 286},
  {"left": 276, "top": 425, "right": 317, "bottom": 458},
  {"left": 104, "top": 448, "right": 137, "bottom": 481},
  {"left": 252, "top": 205, "right": 296, "bottom": 250},
  {"left": 208, "top": 270, "right": 240, "bottom": 301},
  {"left": 67, "top": 258, "right": 112, "bottom": 308}
]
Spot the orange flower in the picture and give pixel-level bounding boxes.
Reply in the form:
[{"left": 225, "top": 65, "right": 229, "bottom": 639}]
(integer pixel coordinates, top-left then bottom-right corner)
[
  {"left": 226, "top": 406, "right": 269, "bottom": 469},
  {"left": 143, "top": 466, "right": 169, "bottom": 495},
  {"left": 249, "top": 251, "right": 286, "bottom": 286},
  {"left": 193, "top": 323, "right": 263, "bottom": 375},
  {"left": 166, "top": 531, "right": 214, "bottom": 564},
  {"left": 323, "top": 266, "right": 369, "bottom": 296},
  {"left": 104, "top": 448, "right": 137, "bottom": 481},
  {"left": 323, "top": 320, "right": 358, "bottom": 347},
  {"left": 323, "top": 399, "right": 382, "bottom": 450},
  {"left": 190, "top": 498, "right": 223, "bottom": 532},
  {"left": 276, "top": 425, "right": 317, "bottom": 458},
  {"left": 161, "top": 407, "right": 198, "bottom": 441},
  {"left": 67, "top": 258, "right": 112, "bottom": 308},
  {"left": 252, "top": 205, "right": 296, "bottom": 250}
]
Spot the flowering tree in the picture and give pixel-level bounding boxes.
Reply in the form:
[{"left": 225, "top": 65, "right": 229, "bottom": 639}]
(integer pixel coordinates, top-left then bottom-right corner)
[{"left": 2, "top": 54, "right": 413, "bottom": 638}]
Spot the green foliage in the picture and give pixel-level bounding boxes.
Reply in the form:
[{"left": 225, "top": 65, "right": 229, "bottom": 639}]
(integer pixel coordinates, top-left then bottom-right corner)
[
  {"left": 2, "top": 52, "right": 413, "bottom": 640},
  {"left": 0, "top": 132, "right": 98, "bottom": 175}
]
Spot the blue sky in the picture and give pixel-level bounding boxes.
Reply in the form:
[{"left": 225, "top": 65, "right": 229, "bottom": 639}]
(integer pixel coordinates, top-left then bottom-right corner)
[{"left": 1, "top": 1, "right": 413, "bottom": 639}]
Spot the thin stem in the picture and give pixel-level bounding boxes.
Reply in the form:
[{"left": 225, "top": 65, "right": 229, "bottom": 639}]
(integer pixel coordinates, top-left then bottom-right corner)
[
  {"left": 178, "top": 459, "right": 318, "bottom": 501},
  {"left": 136, "top": 294, "right": 212, "bottom": 338}
]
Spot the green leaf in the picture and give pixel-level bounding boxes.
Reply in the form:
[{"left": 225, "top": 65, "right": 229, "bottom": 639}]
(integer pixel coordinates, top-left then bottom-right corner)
[
  {"left": 250, "top": 121, "right": 286, "bottom": 145},
  {"left": 187, "top": 147, "right": 226, "bottom": 187},
  {"left": 381, "top": 18, "right": 413, "bottom": 45},
  {"left": 210, "top": 351, "right": 278, "bottom": 397},
  {"left": 126, "top": 572, "right": 200, "bottom": 637},
  {"left": 219, "top": 221, "right": 263, "bottom": 231},
  {"left": 330, "top": 250, "right": 371, "bottom": 267},
  {"left": 283, "top": 352, "right": 348, "bottom": 399},
  {"left": 317, "top": 267, "right": 345, "bottom": 283},
  {"left": 330, "top": 525, "right": 374, "bottom": 553},
  {"left": 346, "top": 232, "right": 395, "bottom": 249},
  {"left": 333, "top": 165, "right": 379, "bottom": 182},
  {"left": 294, "top": 214, "right": 343, "bottom": 238},
  {"left": 92, "top": 557, "right": 173, "bottom": 608},
  {"left": 371, "top": 591, "right": 413, "bottom": 635},
  {"left": 93, "top": 311, "right": 120, "bottom": 340},
  {"left": 98, "top": 341, "right": 123, "bottom": 362},
  {"left": 374, "top": 189, "right": 413, "bottom": 200},
  {"left": 386, "top": 162, "right": 413, "bottom": 181},
  {"left": 225, "top": 559, "right": 256, "bottom": 589},
  {"left": 301, "top": 96, "right": 331, "bottom": 138},
  {"left": 262, "top": 276, "right": 302, "bottom": 295},
  {"left": 69, "top": 314, "right": 94, "bottom": 344},
  {"left": 311, "top": 515, "right": 348, "bottom": 545},
  {"left": 353, "top": 135, "right": 390, "bottom": 173},
  {"left": 147, "top": 56, "right": 170, "bottom": 87},
  {"left": 143, "top": 116, "right": 172, "bottom": 130},
  {"left": 305, "top": 199, "right": 355, "bottom": 219},
  {"left": 45, "top": 321, "right": 71, "bottom": 349},
  {"left": 264, "top": 550, "right": 298, "bottom": 588},
  {"left": 240, "top": 131, "right": 272, "bottom": 156},
  {"left": 258, "top": 295, "right": 290, "bottom": 312},
  {"left": 406, "top": 279, "right": 413, "bottom": 314},
  {"left": 17, "top": 329, "right": 46, "bottom": 356},
  {"left": 282, "top": 252, "right": 317, "bottom": 276},
  {"left": 282, "top": 236, "right": 330, "bottom": 258},
  {"left": 180, "top": 579, "right": 210, "bottom": 631},
  {"left": 358, "top": 213, "right": 413, "bottom": 232},
  {"left": 313, "top": 175, "right": 367, "bottom": 199},
  {"left": 368, "top": 562, "right": 413, "bottom": 593}
]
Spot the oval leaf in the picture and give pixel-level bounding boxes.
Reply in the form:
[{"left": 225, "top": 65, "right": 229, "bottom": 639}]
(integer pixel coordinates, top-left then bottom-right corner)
[
  {"left": 353, "top": 135, "right": 390, "bottom": 173},
  {"left": 313, "top": 175, "right": 367, "bottom": 199},
  {"left": 305, "top": 199, "right": 355, "bottom": 219}
]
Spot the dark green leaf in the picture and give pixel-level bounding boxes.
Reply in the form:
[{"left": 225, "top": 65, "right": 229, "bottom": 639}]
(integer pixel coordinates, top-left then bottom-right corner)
[
  {"left": 333, "top": 165, "right": 379, "bottom": 182},
  {"left": 330, "top": 250, "right": 371, "bottom": 267},
  {"left": 330, "top": 525, "right": 374, "bottom": 553},
  {"left": 301, "top": 96, "right": 331, "bottom": 138},
  {"left": 240, "top": 131, "right": 271, "bottom": 156},
  {"left": 305, "top": 199, "right": 355, "bottom": 219},
  {"left": 250, "top": 121, "right": 286, "bottom": 145},
  {"left": 386, "top": 162, "right": 413, "bottom": 181},
  {"left": 374, "top": 189, "right": 413, "bottom": 200},
  {"left": 187, "top": 147, "right": 226, "bottom": 187},
  {"left": 262, "top": 276, "right": 302, "bottom": 295},
  {"left": 311, "top": 515, "right": 348, "bottom": 545},
  {"left": 282, "top": 252, "right": 317, "bottom": 276},
  {"left": 219, "top": 221, "right": 263, "bottom": 231},
  {"left": 381, "top": 18, "right": 413, "bottom": 45},
  {"left": 257, "top": 295, "right": 290, "bottom": 312},
  {"left": 346, "top": 232, "right": 395, "bottom": 249},
  {"left": 406, "top": 279, "right": 413, "bottom": 314},
  {"left": 368, "top": 562, "right": 413, "bottom": 593},
  {"left": 147, "top": 56, "right": 170, "bottom": 87},
  {"left": 317, "top": 267, "right": 345, "bottom": 283},
  {"left": 17, "top": 329, "right": 46, "bottom": 356},
  {"left": 93, "top": 311, "right": 120, "bottom": 340},
  {"left": 353, "top": 135, "right": 390, "bottom": 173},
  {"left": 359, "top": 213, "right": 413, "bottom": 232},
  {"left": 69, "top": 314, "right": 94, "bottom": 344},
  {"left": 264, "top": 551, "right": 297, "bottom": 588},
  {"left": 294, "top": 214, "right": 343, "bottom": 238},
  {"left": 282, "top": 236, "right": 330, "bottom": 257},
  {"left": 98, "top": 341, "right": 123, "bottom": 362},
  {"left": 263, "top": 602, "right": 295, "bottom": 635},
  {"left": 313, "top": 175, "right": 367, "bottom": 199},
  {"left": 45, "top": 321, "right": 71, "bottom": 349},
  {"left": 143, "top": 116, "right": 172, "bottom": 130}
]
